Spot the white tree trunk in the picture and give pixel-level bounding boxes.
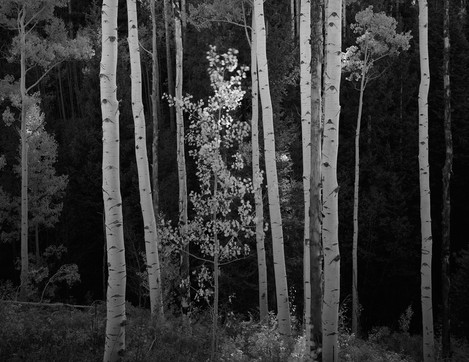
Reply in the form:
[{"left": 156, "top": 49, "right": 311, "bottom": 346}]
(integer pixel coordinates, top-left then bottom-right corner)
[
  {"left": 251, "top": 14, "right": 268, "bottom": 321},
  {"left": 299, "top": 0, "right": 313, "bottom": 353},
  {"left": 254, "top": 0, "right": 291, "bottom": 336},
  {"left": 174, "top": 2, "right": 190, "bottom": 315},
  {"left": 127, "top": 0, "right": 164, "bottom": 319},
  {"left": 101, "top": 0, "right": 126, "bottom": 360},
  {"left": 322, "top": 0, "right": 341, "bottom": 359},
  {"left": 418, "top": 0, "right": 435, "bottom": 360}
]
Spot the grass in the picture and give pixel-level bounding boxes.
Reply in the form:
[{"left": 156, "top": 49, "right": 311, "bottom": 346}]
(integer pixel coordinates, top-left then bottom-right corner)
[{"left": 0, "top": 302, "right": 468, "bottom": 361}]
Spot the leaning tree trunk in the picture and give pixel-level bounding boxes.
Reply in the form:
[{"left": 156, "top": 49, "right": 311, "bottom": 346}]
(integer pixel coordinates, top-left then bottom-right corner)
[
  {"left": 441, "top": 0, "right": 452, "bottom": 358},
  {"left": 251, "top": 14, "right": 268, "bottom": 322},
  {"left": 418, "top": 0, "right": 435, "bottom": 360},
  {"left": 101, "top": 0, "right": 126, "bottom": 360},
  {"left": 127, "top": 0, "right": 164, "bottom": 320},
  {"left": 309, "top": 0, "right": 323, "bottom": 354},
  {"left": 254, "top": 0, "right": 291, "bottom": 336},
  {"left": 299, "top": 0, "right": 313, "bottom": 354},
  {"left": 174, "top": 0, "right": 190, "bottom": 317},
  {"left": 322, "top": 0, "right": 342, "bottom": 359}
]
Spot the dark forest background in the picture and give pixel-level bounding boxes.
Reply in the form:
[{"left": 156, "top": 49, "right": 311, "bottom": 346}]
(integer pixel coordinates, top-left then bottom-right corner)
[{"left": 1, "top": 0, "right": 468, "bottom": 339}]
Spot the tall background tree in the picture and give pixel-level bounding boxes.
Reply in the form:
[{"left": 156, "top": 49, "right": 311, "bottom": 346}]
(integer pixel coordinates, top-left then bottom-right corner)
[{"left": 418, "top": 0, "right": 435, "bottom": 360}]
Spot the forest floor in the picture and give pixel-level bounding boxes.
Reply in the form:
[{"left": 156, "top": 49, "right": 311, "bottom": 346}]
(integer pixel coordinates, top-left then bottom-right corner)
[{"left": 0, "top": 301, "right": 468, "bottom": 361}]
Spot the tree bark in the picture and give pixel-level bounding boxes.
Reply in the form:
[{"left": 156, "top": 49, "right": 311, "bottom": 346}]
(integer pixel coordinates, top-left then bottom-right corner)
[
  {"left": 418, "top": 0, "right": 435, "bottom": 360},
  {"left": 251, "top": 14, "right": 268, "bottom": 322},
  {"left": 309, "top": 0, "right": 323, "bottom": 354},
  {"left": 164, "top": 0, "right": 176, "bottom": 132},
  {"left": 101, "top": 0, "right": 126, "bottom": 360},
  {"left": 150, "top": 0, "right": 161, "bottom": 219},
  {"left": 322, "top": 0, "right": 342, "bottom": 359},
  {"left": 127, "top": 0, "right": 164, "bottom": 320},
  {"left": 441, "top": 0, "right": 452, "bottom": 358},
  {"left": 352, "top": 65, "right": 366, "bottom": 336},
  {"left": 254, "top": 0, "right": 291, "bottom": 337},
  {"left": 19, "top": 6, "right": 29, "bottom": 298},
  {"left": 299, "top": 0, "right": 313, "bottom": 354},
  {"left": 174, "top": 0, "right": 190, "bottom": 318}
]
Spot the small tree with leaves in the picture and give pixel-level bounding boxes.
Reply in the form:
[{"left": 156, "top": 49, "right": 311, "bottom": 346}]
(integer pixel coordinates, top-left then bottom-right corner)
[
  {"left": 168, "top": 46, "right": 253, "bottom": 360},
  {"left": 342, "top": 6, "right": 411, "bottom": 335}
]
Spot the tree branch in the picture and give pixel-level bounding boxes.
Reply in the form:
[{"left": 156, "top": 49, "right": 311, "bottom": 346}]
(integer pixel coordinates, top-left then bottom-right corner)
[{"left": 27, "top": 61, "right": 64, "bottom": 93}]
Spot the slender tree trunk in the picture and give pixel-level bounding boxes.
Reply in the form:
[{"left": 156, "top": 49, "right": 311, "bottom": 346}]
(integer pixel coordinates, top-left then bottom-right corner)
[
  {"left": 164, "top": 0, "right": 176, "bottom": 132},
  {"left": 251, "top": 15, "right": 268, "bottom": 322},
  {"left": 127, "top": 0, "right": 164, "bottom": 320},
  {"left": 101, "top": 0, "right": 126, "bottom": 360},
  {"left": 322, "top": 0, "right": 342, "bottom": 359},
  {"left": 291, "top": 0, "right": 295, "bottom": 38},
  {"left": 211, "top": 172, "right": 219, "bottom": 362},
  {"left": 418, "top": 0, "right": 435, "bottom": 360},
  {"left": 150, "top": 0, "right": 161, "bottom": 220},
  {"left": 19, "top": 7, "right": 29, "bottom": 298},
  {"left": 441, "top": 0, "right": 452, "bottom": 358},
  {"left": 254, "top": 0, "right": 291, "bottom": 337},
  {"left": 352, "top": 67, "right": 366, "bottom": 336},
  {"left": 309, "top": 0, "right": 323, "bottom": 353},
  {"left": 35, "top": 224, "right": 40, "bottom": 260},
  {"left": 174, "top": 0, "right": 190, "bottom": 317},
  {"left": 299, "top": 0, "right": 313, "bottom": 354}
]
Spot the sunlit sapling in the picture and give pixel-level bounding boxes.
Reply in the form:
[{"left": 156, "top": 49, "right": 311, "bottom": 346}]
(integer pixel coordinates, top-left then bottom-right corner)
[
  {"left": 342, "top": 5, "right": 411, "bottom": 335},
  {"left": 168, "top": 46, "right": 254, "bottom": 356}
]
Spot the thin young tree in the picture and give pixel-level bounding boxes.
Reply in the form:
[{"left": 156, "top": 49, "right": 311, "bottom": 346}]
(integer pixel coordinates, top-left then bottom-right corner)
[
  {"left": 150, "top": 0, "right": 162, "bottom": 219},
  {"left": 174, "top": 0, "right": 190, "bottom": 316},
  {"left": 254, "top": 0, "right": 291, "bottom": 336},
  {"left": 418, "top": 0, "right": 435, "bottom": 360},
  {"left": 251, "top": 14, "right": 268, "bottom": 321},
  {"left": 164, "top": 0, "right": 176, "bottom": 131},
  {"left": 441, "top": 0, "right": 453, "bottom": 357},
  {"left": 322, "top": 0, "right": 341, "bottom": 358},
  {"left": 342, "top": 7, "right": 411, "bottom": 335},
  {"left": 101, "top": 0, "right": 126, "bottom": 359},
  {"left": 127, "top": 0, "right": 163, "bottom": 319}
]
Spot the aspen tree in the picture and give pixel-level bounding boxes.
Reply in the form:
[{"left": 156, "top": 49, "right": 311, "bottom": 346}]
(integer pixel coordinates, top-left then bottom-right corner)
[
  {"left": 164, "top": 0, "right": 176, "bottom": 131},
  {"left": 309, "top": 0, "right": 323, "bottom": 354},
  {"left": 342, "top": 8, "right": 411, "bottom": 335},
  {"left": 322, "top": 0, "right": 341, "bottom": 359},
  {"left": 174, "top": 0, "right": 190, "bottom": 316},
  {"left": 127, "top": 0, "right": 163, "bottom": 319},
  {"left": 299, "top": 0, "right": 314, "bottom": 354},
  {"left": 441, "top": 0, "right": 453, "bottom": 357},
  {"left": 150, "top": 0, "right": 162, "bottom": 218},
  {"left": 418, "top": 0, "right": 435, "bottom": 360},
  {"left": 254, "top": 0, "right": 291, "bottom": 336},
  {"left": 0, "top": 0, "right": 92, "bottom": 297},
  {"left": 251, "top": 14, "right": 268, "bottom": 322},
  {"left": 101, "top": 0, "right": 126, "bottom": 360}
]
